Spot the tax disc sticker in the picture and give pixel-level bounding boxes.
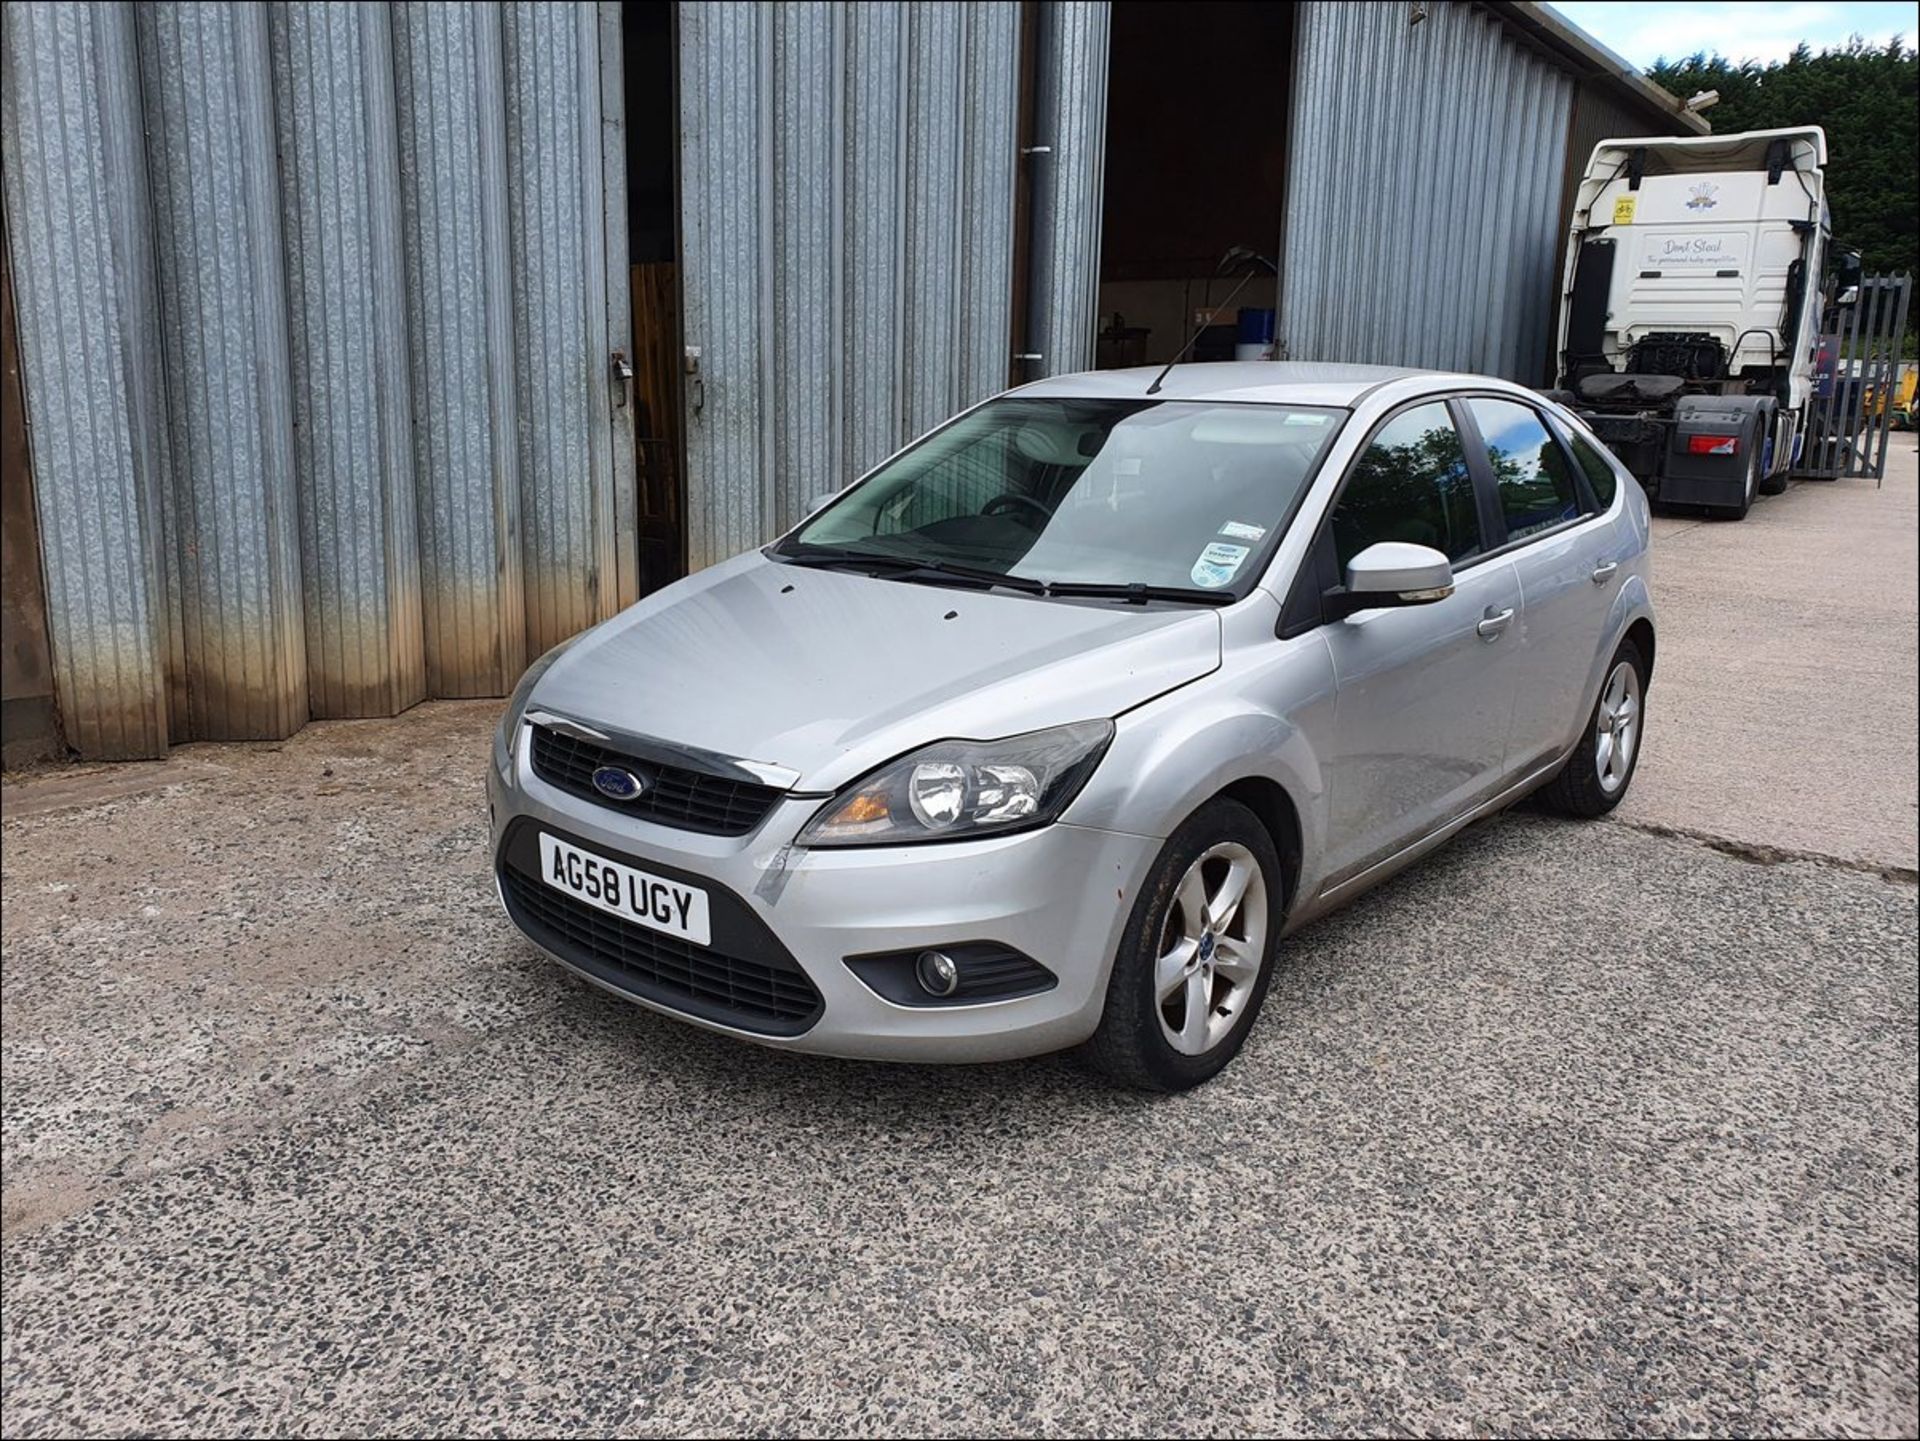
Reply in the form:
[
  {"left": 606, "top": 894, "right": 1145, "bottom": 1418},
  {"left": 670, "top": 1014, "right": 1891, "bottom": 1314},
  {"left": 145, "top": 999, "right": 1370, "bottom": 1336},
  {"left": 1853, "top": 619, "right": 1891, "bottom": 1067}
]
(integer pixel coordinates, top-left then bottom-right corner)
[
  {"left": 1218, "top": 520, "right": 1266, "bottom": 541},
  {"left": 1190, "top": 542, "right": 1249, "bottom": 588}
]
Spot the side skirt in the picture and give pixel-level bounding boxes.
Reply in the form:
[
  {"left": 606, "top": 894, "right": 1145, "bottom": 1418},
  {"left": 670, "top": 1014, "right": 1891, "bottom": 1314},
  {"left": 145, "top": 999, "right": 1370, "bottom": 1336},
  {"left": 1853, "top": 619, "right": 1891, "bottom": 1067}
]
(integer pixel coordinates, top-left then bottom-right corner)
[{"left": 1282, "top": 748, "right": 1575, "bottom": 936}]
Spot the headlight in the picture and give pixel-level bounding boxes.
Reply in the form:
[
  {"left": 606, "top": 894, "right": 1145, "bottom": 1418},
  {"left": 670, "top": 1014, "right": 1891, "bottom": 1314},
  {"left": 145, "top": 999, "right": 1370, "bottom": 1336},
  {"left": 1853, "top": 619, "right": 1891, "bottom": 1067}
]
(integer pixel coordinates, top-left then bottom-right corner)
[
  {"left": 494, "top": 638, "right": 577, "bottom": 775},
  {"left": 796, "top": 721, "right": 1114, "bottom": 847}
]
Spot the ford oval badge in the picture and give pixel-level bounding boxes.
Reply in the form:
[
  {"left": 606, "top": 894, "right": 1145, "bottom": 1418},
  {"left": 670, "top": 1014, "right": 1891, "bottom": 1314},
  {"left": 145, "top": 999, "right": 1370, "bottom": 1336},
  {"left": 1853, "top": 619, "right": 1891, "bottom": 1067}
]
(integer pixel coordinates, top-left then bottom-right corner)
[{"left": 591, "top": 765, "right": 646, "bottom": 802}]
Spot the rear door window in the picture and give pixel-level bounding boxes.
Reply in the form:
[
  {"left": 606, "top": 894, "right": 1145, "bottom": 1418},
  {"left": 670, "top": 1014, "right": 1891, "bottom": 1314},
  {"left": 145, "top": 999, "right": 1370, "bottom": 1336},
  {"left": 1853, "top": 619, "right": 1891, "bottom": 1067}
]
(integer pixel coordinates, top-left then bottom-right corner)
[
  {"left": 1330, "top": 403, "right": 1482, "bottom": 570},
  {"left": 1563, "top": 427, "right": 1620, "bottom": 508},
  {"left": 1466, "top": 398, "right": 1582, "bottom": 542}
]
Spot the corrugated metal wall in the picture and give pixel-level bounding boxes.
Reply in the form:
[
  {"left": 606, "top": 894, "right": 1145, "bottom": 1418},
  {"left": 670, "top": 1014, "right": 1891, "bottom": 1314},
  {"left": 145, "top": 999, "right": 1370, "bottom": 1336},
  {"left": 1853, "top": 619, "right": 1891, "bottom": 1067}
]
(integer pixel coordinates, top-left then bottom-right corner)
[
  {"left": 677, "top": 0, "right": 1023, "bottom": 570},
  {"left": 1027, "top": 0, "right": 1109, "bottom": 379},
  {"left": 391, "top": 1, "right": 524, "bottom": 699},
  {"left": 7, "top": 0, "right": 1622, "bottom": 762},
  {"left": 139, "top": 2, "right": 308, "bottom": 741},
  {"left": 0, "top": 1, "right": 170, "bottom": 758},
  {"left": 2, "top": 0, "right": 624, "bottom": 756},
  {"left": 270, "top": 0, "right": 425, "bottom": 721},
  {"left": 502, "top": 1, "right": 618, "bottom": 658},
  {"left": 1281, "top": 0, "right": 1575, "bottom": 383}
]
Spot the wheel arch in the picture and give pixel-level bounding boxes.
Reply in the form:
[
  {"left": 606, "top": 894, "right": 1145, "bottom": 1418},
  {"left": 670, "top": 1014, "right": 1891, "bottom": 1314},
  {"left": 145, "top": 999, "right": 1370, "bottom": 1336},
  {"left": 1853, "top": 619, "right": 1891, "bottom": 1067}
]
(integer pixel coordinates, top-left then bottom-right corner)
[
  {"left": 1215, "top": 775, "right": 1303, "bottom": 914},
  {"left": 1626, "top": 616, "right": 1656, "bottom": 682}
]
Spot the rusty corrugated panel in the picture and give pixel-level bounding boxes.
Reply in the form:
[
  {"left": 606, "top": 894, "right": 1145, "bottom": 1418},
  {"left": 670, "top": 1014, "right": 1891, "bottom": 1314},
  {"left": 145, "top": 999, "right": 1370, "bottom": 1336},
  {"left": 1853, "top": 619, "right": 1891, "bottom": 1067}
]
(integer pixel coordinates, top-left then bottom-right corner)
[
  {"left": 138, "top": 1, "right": 308, "bottom": 740},
  {"left": 1, "top": 197, "right": 62, "bottom": 764},
  {"left": 1026, "top": 0, "right": 1108, "bottom": 378},
  {"left": 502, "top": 1, "right": 619, "bottom": 657},
  {"left": 1280, "top": 0, "right": 1574, "bottom": 383},
  {"left": 0, "top": 1, "right": 170, "bottom": 759},
  {"left": 269, "top": 0, "right": 426, "bottom": 720},
  {"left": 391, "top": 0, "right": 525, "bottom": 696},
  {"left": 678, "top": 1, "right": 1027, "bottom": 567}
]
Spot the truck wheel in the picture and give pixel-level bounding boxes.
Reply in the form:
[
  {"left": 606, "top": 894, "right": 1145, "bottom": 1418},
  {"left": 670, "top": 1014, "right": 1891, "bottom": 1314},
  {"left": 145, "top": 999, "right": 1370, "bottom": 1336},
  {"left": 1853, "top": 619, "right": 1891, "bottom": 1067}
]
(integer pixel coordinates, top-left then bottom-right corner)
[
  {"left": 1758, "top": 413, "right": 1790, "bottom": 495},
  {"left": 1717, "top": 444, "right": 1758, "bottom": 520}
]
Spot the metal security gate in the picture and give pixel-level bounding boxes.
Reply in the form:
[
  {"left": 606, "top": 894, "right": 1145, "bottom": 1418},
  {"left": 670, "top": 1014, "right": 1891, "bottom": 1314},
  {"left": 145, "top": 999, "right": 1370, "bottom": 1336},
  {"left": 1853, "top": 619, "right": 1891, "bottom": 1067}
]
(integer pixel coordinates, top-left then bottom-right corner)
[{"left": 1798, "top": 273, "right": 1914, "bottom": 484}]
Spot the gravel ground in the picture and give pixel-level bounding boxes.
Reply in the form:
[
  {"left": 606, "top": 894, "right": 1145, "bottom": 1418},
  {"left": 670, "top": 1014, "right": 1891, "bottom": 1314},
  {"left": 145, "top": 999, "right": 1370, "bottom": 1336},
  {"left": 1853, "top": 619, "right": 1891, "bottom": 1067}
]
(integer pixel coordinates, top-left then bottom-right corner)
[{"left": 3, "top": 450, "right": 1916, "bottom": 1438}]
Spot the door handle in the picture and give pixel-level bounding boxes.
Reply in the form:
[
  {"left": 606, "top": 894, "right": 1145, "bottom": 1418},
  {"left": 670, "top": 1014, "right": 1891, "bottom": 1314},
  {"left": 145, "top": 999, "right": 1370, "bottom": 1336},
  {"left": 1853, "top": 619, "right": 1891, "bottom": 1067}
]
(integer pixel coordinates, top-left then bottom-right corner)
[
  {"left": 1590, "top": 560, "right": 1619, "bottom": 585},
  {"left": 1476, "top": 606, "right": 1515, "bottom": 640}
]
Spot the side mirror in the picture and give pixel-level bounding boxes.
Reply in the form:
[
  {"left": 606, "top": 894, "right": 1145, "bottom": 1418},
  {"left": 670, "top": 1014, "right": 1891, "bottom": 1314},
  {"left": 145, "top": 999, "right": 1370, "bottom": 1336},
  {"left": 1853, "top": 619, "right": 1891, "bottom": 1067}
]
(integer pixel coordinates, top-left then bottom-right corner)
[
  {"left": 1325, "top": 542, "right": 1454, "bottom": 620},
  {"left": 803, "top": 491, "right": 839, "bottom": 518},
  {"left": 1836, "top": 250, "right": 1863, "bottom": 293},
  {"left": 1835, "top": 285, "right": 1860, "bottom": 308}
]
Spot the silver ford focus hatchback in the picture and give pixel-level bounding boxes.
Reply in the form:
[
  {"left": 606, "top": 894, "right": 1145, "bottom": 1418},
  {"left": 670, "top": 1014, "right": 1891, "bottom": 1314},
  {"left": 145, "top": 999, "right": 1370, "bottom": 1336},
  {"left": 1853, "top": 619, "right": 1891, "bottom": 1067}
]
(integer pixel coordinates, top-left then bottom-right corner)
[{"left": 490, "top": 363, "right": 1654, "bottom": 1090}]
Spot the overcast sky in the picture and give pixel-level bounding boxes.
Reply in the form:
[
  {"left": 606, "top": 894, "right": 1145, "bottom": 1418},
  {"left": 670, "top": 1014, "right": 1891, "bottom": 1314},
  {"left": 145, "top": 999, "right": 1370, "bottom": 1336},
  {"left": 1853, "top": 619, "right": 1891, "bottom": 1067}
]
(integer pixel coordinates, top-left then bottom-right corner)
[{"left": 1547, "top": 2, "right": 1916, "bottom": 68}]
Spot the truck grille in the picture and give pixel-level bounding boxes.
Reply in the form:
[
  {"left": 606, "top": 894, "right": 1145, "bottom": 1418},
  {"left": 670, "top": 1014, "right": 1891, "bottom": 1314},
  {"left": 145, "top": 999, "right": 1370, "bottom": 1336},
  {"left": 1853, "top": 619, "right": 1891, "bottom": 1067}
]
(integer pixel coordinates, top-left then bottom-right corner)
[{"left": 530, "top": 724, "right": 786, "bottom": 836}]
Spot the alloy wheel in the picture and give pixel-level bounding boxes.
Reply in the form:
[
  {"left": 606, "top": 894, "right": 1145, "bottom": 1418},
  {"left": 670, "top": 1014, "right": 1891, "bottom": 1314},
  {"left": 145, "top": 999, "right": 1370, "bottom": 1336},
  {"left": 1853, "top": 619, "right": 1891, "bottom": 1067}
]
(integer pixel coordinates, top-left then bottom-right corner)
[
  {"left": 1154, "top": 842, "right": 1268, "bottom": 1056},
  {"left": 1594, "top": 660, "right": 1641, "bottom": 795}
]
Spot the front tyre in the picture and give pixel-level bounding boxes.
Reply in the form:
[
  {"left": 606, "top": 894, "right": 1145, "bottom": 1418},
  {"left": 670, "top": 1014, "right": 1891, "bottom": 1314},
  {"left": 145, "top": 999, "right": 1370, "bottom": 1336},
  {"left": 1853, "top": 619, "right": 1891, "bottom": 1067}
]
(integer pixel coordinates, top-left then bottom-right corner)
[
  {"left": 1078, "top": 798, "right": 1281, "bottom": 1092},
  {"left": 1539, "top": 637, "right": 1648, "bottom": 819}
]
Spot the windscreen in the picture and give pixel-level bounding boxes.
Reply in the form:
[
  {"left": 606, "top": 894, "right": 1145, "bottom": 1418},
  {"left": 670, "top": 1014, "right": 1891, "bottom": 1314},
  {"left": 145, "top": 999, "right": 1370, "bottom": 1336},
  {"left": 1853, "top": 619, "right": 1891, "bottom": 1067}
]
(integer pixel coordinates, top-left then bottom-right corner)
[{"left": 781, "top": 397, "right": 1344, "bottom": 596}]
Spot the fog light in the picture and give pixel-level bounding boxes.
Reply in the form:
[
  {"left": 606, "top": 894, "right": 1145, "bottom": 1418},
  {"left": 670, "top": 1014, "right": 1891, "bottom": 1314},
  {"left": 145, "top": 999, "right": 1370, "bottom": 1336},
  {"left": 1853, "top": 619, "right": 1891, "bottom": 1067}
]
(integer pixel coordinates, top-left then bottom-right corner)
[{"left": 915, "top": 949, "right": 960, "bottom": 997}]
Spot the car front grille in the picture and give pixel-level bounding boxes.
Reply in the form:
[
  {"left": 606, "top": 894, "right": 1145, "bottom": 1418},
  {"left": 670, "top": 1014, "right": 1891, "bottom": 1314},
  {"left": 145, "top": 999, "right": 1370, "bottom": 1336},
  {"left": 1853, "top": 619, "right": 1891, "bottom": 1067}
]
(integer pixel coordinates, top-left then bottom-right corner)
[
  {"left": 501, "top": 864, "right": 823, "bottom": 1033},
  {"left": 529, "top": 724, "right": 787, "bottom": 836}
]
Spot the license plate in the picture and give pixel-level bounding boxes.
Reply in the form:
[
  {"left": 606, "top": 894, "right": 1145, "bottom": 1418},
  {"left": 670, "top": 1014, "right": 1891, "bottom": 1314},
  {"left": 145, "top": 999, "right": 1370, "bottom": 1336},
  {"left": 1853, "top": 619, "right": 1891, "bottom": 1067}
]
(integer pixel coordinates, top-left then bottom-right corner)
[{"left": 537, "top": 833, "right": 711, "bottom": 946}]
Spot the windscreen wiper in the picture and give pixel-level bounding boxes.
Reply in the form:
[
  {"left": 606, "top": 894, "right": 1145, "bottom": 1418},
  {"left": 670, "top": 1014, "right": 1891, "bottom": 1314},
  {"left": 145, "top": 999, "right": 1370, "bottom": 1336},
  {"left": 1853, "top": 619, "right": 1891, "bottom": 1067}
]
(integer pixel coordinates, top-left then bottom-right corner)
[
  {"left": 888, "top": 560, "right": 1050, "bottom": 595},
  {"left": 1041, "top": 581, "right": 1236, "bottom": 606},
  {"left": 773, "top": 545, "right": 922, "bottom": 571},
  {"left": 773, "top": 546, "right": 1048, "bottom": 595},
  {"left": 773, "top": 547, "right": 1221, "bottom": 604}
]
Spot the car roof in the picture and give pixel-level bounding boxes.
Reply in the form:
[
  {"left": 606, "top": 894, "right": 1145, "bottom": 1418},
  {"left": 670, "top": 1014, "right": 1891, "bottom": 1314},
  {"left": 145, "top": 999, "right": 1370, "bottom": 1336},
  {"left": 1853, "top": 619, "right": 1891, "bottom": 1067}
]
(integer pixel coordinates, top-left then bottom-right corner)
[{"left": 1011, "top": 361, "right": 1490, "bottom": 409}]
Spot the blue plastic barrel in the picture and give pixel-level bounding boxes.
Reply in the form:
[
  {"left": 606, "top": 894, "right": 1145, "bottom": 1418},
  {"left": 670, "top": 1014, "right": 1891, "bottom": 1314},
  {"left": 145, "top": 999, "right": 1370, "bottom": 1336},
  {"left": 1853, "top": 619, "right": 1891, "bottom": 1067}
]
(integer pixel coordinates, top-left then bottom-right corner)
[{"left": 1237, "top": 308, "right": 1276, "bottom": 345}]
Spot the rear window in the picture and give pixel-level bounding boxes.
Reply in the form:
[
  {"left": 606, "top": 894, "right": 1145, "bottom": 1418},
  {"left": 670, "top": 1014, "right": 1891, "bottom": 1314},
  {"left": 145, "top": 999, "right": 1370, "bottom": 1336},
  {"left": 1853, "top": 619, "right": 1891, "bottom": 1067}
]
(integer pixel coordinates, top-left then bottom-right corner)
[
  {"left": 1466, "top": 398, "right": 1582, "bottom": 543},
  {"left": 1564, "top": 428, "right": 1620, "bottom": 508}
]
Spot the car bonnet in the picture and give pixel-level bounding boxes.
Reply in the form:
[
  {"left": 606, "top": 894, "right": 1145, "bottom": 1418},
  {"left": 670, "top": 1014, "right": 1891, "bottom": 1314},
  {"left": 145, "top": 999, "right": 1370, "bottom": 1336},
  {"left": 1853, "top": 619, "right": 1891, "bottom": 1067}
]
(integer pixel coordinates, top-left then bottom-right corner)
[{"left": 529, "top": 551, "right": 1223, "bottom": 796}]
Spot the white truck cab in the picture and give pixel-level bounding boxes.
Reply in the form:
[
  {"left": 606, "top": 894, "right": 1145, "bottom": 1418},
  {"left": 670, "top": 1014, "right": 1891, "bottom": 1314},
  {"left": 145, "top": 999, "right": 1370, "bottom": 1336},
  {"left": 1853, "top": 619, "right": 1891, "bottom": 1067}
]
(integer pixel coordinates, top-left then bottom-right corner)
[{"left": 1552, "top": 127, "right": 1855, "bottom": 519}]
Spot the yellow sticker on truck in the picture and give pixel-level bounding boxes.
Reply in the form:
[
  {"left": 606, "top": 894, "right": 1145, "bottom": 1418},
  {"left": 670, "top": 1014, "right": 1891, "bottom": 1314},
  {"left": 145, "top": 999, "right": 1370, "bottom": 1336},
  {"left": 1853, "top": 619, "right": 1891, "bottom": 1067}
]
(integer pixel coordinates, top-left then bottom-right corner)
[{"left": 1613, "top": 195, "right": 1637, "bottom": 225}]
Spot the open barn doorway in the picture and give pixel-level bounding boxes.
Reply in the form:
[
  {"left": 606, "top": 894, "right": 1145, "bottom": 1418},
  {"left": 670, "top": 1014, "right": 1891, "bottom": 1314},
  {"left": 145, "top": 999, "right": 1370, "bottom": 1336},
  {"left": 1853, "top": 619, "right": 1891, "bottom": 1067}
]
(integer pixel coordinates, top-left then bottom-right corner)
[
  {"left": 622, "top": 1, "right": 686, "bottom": 596},
  {"left": 1095, "top": 1, "right": 1294, "bottom": 370}
]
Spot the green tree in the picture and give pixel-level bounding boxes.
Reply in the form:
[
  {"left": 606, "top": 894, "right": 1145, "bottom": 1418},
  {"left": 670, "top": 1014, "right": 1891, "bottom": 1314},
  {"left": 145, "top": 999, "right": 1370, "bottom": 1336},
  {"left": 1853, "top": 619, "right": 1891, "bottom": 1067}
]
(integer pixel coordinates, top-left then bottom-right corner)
[{"left": 1647, "top": 39, "right": 1918, "bottom": 278}]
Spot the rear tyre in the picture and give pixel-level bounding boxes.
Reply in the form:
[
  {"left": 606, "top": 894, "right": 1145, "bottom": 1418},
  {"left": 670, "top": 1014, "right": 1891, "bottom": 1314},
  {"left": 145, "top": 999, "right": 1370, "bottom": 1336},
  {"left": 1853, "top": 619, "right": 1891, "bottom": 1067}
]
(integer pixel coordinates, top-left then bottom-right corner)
[
  {"left": 1078, "top": 798, "right": 1281, "bottom": 1092},
  {"left": 1758, "top": 414, "right": 1791, "bottom": 495},
  {"left": 1538, "top": 637, "right": 1648, "bottom": 819},
  {"left": 1716, "top": 443, "right": 1759, "bottom": 519}
]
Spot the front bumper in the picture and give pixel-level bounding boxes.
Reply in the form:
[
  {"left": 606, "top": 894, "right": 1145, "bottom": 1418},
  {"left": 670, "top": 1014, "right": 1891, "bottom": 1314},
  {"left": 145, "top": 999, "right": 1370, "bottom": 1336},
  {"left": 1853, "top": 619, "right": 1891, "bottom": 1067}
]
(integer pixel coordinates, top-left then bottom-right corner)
[{"left": 487, "top": 733, "right": 1159, "bottom": 1062}]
